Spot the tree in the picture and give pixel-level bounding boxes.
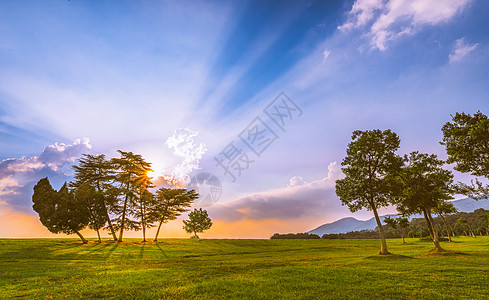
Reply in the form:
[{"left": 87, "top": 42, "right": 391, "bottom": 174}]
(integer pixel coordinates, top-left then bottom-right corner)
[
  {"left": 152, "top": 188, "right": 198, "bottom": 242},
  {"left": 32, "top": 179, "right": 90, "bottom": 243},
  {"left": 441, "top": 111, "right": 489, "bottom": 199},
  {"left": 384, "top": 216, "right": 409, "bottom": 244},
  {"left": 335, "top": 129, "right": 403, "bottom": 255},
  {"left": 395, "top": 152, "right": 454, "bottom": 251},
  {"left": 74, "top": 183, "right": 108, "bottom": 242},
  {"left": 72, "top": 154, "right": 118, "bottom": 241},
  {"left": 111, "top": 151, "right": 152, "bottom": 242},
  {"left": 456, "top": 217, "right": 475, "bottom": 237},
  {"left": 433, "top": 201, "right": 457, "bottom": 242},
  {"left": 183, "top": 208, "right": 212, "bottom": 238}
]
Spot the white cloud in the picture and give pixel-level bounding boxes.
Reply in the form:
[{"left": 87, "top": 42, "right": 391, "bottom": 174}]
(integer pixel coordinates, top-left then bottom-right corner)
[
  {"left": 339, "top": 0, "right": 471, "bottom": 50},
  {"left": 289, "top": 176, "right": 305, "bottom": 187},
  {"left": 0, "top": 139, "right": 91, "bottom": 210},
  {"left": 449, "top": 38, "right": 479, "bottom": 63},
  {"left": 165, "top": 128, "right": 207, "bottom": 187},
  {"left": 322, "top": 48, "right": 331, "bottom": 62}
]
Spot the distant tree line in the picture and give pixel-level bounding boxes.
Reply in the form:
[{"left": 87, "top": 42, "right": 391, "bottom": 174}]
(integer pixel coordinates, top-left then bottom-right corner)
[
  {"left": 270, "top": 233, "right": 320, "bottom": 239},
  {"left": 32, "top": 151, "right": 212, "bottom": 243},
  {"left": 320, "top": 209, "right": 489, "bottom": 240},
  {"left": 335, "top": 111, "right": 489, "bottom": 254}
]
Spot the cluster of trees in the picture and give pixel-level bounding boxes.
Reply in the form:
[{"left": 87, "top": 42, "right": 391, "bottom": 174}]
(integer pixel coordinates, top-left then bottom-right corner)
[
  {"left": 32, "top": 151, "right": 212, "bottom": 243},
  {"left": 270, "top": 233, "right": 320, "bottom": 239},
  {"left": 320, "top": 209, "right": 489, "bottom": 240},
  {"left": 336, "top": 111, "right": 489, "bottom": 254}
]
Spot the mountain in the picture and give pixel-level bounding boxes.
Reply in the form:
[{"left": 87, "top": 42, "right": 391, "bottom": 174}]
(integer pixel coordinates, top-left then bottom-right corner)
[{"left": 309, "top": 198, "right": 489, "bottom": 236}]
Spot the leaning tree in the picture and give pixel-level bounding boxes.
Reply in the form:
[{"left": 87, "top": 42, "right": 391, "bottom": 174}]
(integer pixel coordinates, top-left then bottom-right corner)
[
  {"left": 335, "top": 129, "right": 403, "bottom": 255},
  {"left": 152, "top": 188, "right": 198, "bottom": 242}
]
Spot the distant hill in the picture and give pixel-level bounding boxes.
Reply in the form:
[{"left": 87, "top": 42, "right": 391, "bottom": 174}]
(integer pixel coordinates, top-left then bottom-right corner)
[{"left": 309, "top": 198, "right": 489, "bottom": 236}]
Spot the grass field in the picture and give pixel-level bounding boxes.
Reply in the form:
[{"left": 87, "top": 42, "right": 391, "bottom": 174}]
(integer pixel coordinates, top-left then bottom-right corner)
[{"left": 1, "top": 237, "right": 489, "bottom": 299}]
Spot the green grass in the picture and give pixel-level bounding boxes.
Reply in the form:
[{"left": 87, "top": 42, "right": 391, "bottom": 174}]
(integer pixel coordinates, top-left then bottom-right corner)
[{"left": 1, "top": 237, "right": 489, "bottom": 299}]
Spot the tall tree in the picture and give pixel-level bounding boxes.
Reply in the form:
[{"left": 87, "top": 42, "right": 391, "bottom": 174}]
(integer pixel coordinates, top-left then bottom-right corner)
[
  {"left": 335, "top": 129, "right": 403, "bottom": 255},
  {"left": 183, "top": 208, "right": 212, "bottom": 239},
  {"left": 152, "top": 188, "right": 198, "bottom": 242},
  {"left": 111, "top": 151, "right": 152, "bottom": 242},
  {"left": 32, "top": 179, "right": 90, "bottom": 243},
  {"left": 441, "top": 111, "right": 489, "bottom": 199},
  {"left": 395, "top": 152, "right": 454, "bottom": 251},
  {"left": 72, "top": 154, "right": 118, "bottom": 241}
]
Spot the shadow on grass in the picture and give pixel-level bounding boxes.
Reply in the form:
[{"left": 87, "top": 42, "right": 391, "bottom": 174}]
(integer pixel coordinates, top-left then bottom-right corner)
[
  {"left": 419, "top": 249, "right": 469, "bottom": 257},
  {"left": 103, "top": 242, "right": 120, "bottom": 259},
  {"left": 155, "top": 243, "right": 169, "bottom": 258},
  {"left": 364, "top": 254, "right": 414, "bottom": 260}
]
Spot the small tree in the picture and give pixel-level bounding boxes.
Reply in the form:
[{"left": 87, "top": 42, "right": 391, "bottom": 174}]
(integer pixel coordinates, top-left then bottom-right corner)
[
  {"left": 335, "top": 129, "right": 403, "bottom": 255},
  {"left": 384, "top": 216, "right": 409, "bottom": 244},
  {"left": 183, "top": 208, "right": 212, "bottom": 239}
]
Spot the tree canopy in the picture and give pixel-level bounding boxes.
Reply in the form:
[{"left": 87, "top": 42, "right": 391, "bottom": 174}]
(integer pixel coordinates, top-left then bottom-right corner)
[
  {"left": 441, "top": 111, "right": 489, "bottom": 199},
  {"left": 183, "top": 208, "right": 213, "bottom": 239}
]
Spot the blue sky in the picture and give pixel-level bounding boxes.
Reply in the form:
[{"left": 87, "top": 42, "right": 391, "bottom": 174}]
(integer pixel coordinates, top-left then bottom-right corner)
[{"left": 1, "top": 0, "right": 488, "bottom": 238}]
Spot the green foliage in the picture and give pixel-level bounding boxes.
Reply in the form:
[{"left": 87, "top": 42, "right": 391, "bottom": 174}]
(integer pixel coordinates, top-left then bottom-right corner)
[
  {"left": 336, "top": 129, "right": 402, "bottom": 212},
  {"left": 395, "top": 152, "right": 454, "bottom": 216},
  {"left": 183, "top": 208, "right": 213, "bottom": 238},
  {"left": 32, "top": 179, "right": 90, "bottom": 243},
  {"left": 441, "top": 111, "right": 489, "bottom": 199},
  {"left": 71, "top": 154, "right": 118, "bottom": 240},
  {"left": 74, "top": 183, "right": 108, "bottom": 234}
]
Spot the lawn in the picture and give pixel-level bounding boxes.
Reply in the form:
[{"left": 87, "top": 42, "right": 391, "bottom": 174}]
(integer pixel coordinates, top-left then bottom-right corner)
[{"left": 1, "top": 237, "right": 489, "bottom": 299}]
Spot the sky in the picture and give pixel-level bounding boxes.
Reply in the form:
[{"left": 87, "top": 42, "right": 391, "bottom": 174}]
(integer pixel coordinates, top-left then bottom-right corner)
[{"left": 1, "top": 0, "right": 488, "bottom": 239}]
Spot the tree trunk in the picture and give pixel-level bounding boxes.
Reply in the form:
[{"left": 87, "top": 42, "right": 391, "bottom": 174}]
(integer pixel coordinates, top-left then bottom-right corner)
[
  {"left": 193, "top": 231, "right": 198, "bottom": 239},
  {"left": 401, "top": 235, "right": 405, "bottom": 244},
  {"left": 75, "top": 230, "right": 88, "bottom": 244},
  {"left": 426, "top": 210, "right": 443, "bottom": 251},
  {"left": 154, "top": 219, "right": 164, "bottom": 242},
  {"left": 106, "top": 215, "right": 118, "bottom": 241},
  {"left": 118, "top": 193, "right": 129, "bottom": 242},
  {"left": 140, "top": 195, "right": 146, "bottom": 242},
  {"left": 96, "top": 228, "right": 101, "bottom": 243},
  {"left": 371, "top": 205, "right": 389, "bottom": 255},
  {"left": 423, "top": 210, "right": 434, "bottom": 239}
]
